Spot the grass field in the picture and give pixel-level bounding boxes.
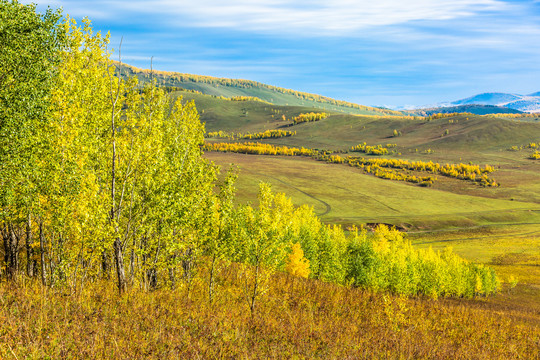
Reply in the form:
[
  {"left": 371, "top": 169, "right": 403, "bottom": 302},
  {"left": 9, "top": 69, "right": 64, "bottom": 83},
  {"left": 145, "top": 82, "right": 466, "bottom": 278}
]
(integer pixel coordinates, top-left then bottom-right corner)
[
  {"left": 2, "top": 266, "right": 539, "bottom": 359},
  {"left": 194, "top": 92, "right": 540, "bottom": 335},
  {"left": 207, "top": 152, "right": 540, "bottom": 229}
]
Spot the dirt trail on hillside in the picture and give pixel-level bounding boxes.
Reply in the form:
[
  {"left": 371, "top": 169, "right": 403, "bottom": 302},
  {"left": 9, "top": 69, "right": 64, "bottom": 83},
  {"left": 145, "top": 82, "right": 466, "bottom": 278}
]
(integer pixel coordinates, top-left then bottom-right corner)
[
  {"left": 249, "top": 171, "right": 332, "bottom": 216},
  {"left": 333, "top": 185, "right": 401, "bottom": 213}
]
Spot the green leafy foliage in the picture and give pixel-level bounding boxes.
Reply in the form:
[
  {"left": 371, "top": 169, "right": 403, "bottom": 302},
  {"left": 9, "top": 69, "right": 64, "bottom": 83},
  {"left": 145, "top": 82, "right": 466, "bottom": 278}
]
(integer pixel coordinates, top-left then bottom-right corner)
[
  {"left": 0, "top": 0, "right": 63, "bottom": 279},
  {"left": 346, "top": 225, "right": 498, "bottom": 298}
]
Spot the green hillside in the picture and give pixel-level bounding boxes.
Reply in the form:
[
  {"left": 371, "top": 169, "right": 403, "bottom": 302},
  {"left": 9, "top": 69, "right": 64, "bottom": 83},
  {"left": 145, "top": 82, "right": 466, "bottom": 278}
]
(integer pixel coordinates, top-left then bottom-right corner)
[
  {"left": 118, "top": 63, "right": 402, "bottom": 116},
  {"left": 178, "top": 91, "right": 540, "bottom": 152},
  {"left": 191, "top": 93, "right": 540, "bottom": 226},
  {"left": 261, "top": 113, "right": 540, "bottom": 152},
  {"left": 171, "top": 92, "right": 326, "bottom": 133},
  {"left": 207, "top": 152, "right": 540, "bottom": 229}
]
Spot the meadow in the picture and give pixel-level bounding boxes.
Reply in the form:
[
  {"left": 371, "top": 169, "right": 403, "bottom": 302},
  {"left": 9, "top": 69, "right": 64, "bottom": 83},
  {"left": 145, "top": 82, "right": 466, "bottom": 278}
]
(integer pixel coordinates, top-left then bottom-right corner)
[
  {"left": 1, "top": 267, "right": 539, "bottom": 359},
  {"left": 194, "top": 93, "right": 540, "bottom": 341},
  {"left": 2, "top": 4, "right": 540, "bottom": 357}
]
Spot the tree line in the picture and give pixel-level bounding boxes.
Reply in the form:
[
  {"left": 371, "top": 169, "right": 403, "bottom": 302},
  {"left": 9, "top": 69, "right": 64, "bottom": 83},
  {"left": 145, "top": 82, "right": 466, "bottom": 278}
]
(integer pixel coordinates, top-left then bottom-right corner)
[
  {"left": 350, "top": 143, "right": 397, "bottom": 155},
  {"left": 205, "top": 142, "right": 498, "bottom": 187},
  {"left": 206, "top": 129, "right": 296, "bottom": 140}
]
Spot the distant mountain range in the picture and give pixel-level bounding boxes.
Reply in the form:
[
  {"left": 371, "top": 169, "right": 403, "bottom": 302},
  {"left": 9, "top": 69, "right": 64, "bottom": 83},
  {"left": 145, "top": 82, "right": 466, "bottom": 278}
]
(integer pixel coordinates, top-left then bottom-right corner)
[
  {"left": 423, "top": 92, "right": 540, "bottom": 113},
  {"left": 404, "top": 104, "right": 523, "bottom": 116}
]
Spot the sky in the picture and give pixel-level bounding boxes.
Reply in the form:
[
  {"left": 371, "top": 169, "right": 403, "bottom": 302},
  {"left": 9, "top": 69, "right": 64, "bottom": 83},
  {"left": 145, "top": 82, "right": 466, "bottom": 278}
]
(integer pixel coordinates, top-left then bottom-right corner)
[{"left": 25, "top": 0, "right": 540, "bottom": 108}]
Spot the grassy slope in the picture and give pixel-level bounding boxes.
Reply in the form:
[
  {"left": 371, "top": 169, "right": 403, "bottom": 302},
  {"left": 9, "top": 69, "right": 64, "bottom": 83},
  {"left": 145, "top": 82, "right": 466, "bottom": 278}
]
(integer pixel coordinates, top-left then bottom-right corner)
[
  {"left": 173, "top": 92, "right": 323, "bottom": 133},
  {"left": 3, "top": 270, "right": 539, "bottom": 359},
  {"left": 183, "top": 92, "right": 540, "bottom": 151},
  {"left": 208, "top": 152, "right": 540, "bottom": 229},
  {"left": 194, "top": 93, "right": 540, "bottom": 209},
  {"left": 119, "top": 63, "right": 401, "bottom": 116},
  {"left": 261, "top": 113, "right": 540, "bottom": 151}
]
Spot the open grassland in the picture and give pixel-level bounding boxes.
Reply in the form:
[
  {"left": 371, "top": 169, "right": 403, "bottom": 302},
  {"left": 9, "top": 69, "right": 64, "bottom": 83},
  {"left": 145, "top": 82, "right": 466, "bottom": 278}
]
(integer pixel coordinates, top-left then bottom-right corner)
[
  {"left": 260, "top": 113, "right": 540, "bottom": 153},
  {"left": 1, "top": 266, "right": 539, "bottom": 360},
  {"left": 174, "top": 92, "right": 319, "bottom": 133},
  {"left": 410, "top": 224, "right": 540, "bottom": 322},
  {"left": 181, "top": 92, "right": 540, "bottom": 152},
  {"left": 195, "top": 95, "right": 540, "bottom": 204},
  {"left": 202, "top": 102, "right": 540, "bottom": 336},
  {"left": 207, "top": 152, "right": 540, "bottom": 230}
]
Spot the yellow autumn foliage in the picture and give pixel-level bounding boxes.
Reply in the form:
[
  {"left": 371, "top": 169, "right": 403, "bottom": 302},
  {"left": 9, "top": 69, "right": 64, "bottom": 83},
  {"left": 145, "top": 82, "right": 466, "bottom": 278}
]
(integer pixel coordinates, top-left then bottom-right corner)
[{"left": 286, "top": 243, "right": 310, "bottom": 278}]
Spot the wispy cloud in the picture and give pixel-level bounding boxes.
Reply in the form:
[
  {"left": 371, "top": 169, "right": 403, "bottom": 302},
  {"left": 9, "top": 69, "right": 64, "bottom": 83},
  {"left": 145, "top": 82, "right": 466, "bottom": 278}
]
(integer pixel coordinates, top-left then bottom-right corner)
[
  {"left": 23, "top": 0, "right": 540, "bottom": 106},
  {"left": 170, "top": 0, "right": 508, "bottom": 35},
  {"left": 31, "top": 0, "right": 509, "bottom": 35}
]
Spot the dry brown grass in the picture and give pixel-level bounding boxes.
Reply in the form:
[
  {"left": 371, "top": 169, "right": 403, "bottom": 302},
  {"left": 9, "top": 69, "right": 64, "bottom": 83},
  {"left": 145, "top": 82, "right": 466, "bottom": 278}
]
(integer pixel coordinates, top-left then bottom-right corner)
[{"left": 0, "top": 262, "right": 539, "bottom": 359}]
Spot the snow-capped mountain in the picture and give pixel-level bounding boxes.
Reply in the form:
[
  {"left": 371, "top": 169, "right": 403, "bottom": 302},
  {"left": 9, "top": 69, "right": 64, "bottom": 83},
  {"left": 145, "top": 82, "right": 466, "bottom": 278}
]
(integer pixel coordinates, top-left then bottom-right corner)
[{"left": 442, "top": 92, "right": 540, "bottom": 113}]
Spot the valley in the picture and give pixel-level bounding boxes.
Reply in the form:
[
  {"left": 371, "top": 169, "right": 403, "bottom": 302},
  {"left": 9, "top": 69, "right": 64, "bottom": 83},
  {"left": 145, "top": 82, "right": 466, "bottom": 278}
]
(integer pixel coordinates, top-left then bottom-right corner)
[{"left": 177, "top": 91, "right": 540, "bottom": 330}]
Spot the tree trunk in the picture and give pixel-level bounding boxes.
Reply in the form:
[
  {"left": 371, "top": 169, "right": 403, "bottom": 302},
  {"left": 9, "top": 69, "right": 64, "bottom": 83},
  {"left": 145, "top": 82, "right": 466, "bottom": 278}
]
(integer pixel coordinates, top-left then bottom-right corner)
[
  {"left": 113, "top": 238, "right": 127, "bottom": 294},
  {"left": 249, "top": 263, "right": 260, "bottom": 318},
  {"left": 169, "top": 254, "right": 177, "bottom": 290},
  {"left": 141, "top": 236, "right": 148, "bottom": 290},
  {"left": 3, "top": 223, "right": 19, "bottom": 281},
  {"left": 129, "top": 247, "right": 135, "bottom": 285},
  {"left": 39, "top": 221, "right": 46, "bottom": 286},
  {"left": 26, "top": 215, "right": 35, "bottom": 277},
  {"left": 147, "top": 267, "right": 157, "bottom": 290},
  {"left": 101, "top": 249, "right": 110, "bottom": 279},
  {"left": 208, "top": 254, "right": 216, "bottom": 303},
  {"left": 182, "top": 247, "right": 195, "bottom": 298},
  {"left": 182, "top": 247, "right": 194, "bottom": 282}
]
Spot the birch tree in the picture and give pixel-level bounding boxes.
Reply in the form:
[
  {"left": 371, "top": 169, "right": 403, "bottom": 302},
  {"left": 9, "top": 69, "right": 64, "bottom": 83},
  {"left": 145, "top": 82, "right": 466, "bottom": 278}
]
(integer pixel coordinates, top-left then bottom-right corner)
[{"left": 0, "top": 1, "right": 62, "bottom": 281}]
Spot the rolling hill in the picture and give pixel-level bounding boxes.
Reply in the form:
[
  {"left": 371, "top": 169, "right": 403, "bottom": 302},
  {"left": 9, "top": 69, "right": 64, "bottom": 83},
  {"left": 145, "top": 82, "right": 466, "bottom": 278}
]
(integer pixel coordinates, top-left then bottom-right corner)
[
  {"left": 117, "top": 63, "right": 403, "bottom": 116},
  {"left": 120, "top": 62, "right": 540, "bottom": 115}
]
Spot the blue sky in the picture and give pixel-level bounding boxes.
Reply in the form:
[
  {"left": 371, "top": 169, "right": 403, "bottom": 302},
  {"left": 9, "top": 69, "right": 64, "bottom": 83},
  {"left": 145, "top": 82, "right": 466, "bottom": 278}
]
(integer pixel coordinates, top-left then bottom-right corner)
[{"left": 26, "top": 0, "right": 540, "bottom": 108}]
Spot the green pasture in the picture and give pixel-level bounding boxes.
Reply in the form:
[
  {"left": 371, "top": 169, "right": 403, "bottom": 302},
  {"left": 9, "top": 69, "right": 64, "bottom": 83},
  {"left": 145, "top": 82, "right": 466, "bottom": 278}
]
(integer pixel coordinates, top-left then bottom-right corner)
[
  {"left": 207, "top": 152, "right": 540, "bottom": 230},
  {"left": 261, "top": 113, "right": 540, "bottom": 153},
  {"left": 199, "top": 96, "right": 540, "bottom": 313},
  {"left": 175, "top": 92, "right": 319, "bottom": 133}
]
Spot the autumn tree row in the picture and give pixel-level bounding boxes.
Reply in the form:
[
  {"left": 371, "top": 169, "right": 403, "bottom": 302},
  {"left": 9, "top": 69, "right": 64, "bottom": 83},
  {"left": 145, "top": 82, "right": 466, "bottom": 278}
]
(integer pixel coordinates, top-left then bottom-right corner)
[
  {"left": 205, "top": 142, "right": 498, "bottom": 187},
  {"left": 350, "top": 143, "right": 397, "bottom": 155},
  {"left": 206, "top": 129, "right": 296, "bottom": 140}
]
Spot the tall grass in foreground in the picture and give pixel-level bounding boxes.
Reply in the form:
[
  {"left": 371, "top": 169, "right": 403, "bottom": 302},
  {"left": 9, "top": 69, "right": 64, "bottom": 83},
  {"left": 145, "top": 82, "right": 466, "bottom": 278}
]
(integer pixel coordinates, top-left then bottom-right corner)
[{"left": 0, "top": 269, "right": 536, "bottom": 359}]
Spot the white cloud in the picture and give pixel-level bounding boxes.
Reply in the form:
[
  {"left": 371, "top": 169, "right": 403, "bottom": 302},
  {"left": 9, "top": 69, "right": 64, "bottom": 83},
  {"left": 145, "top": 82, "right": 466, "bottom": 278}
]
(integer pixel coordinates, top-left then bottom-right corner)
[
  {"left": 147, "top": 0, "right": 509, "bottom": 35},
  {"left": 28, "top": 0, "right": 509, "bottom": 36}
]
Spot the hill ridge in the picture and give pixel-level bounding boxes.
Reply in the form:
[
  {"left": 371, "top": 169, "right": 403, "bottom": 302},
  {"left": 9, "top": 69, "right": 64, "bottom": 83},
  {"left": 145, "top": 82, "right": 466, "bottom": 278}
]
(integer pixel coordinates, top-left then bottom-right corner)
[{"left": 117, "top": 62, "right": 403, "bottom": 116}]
